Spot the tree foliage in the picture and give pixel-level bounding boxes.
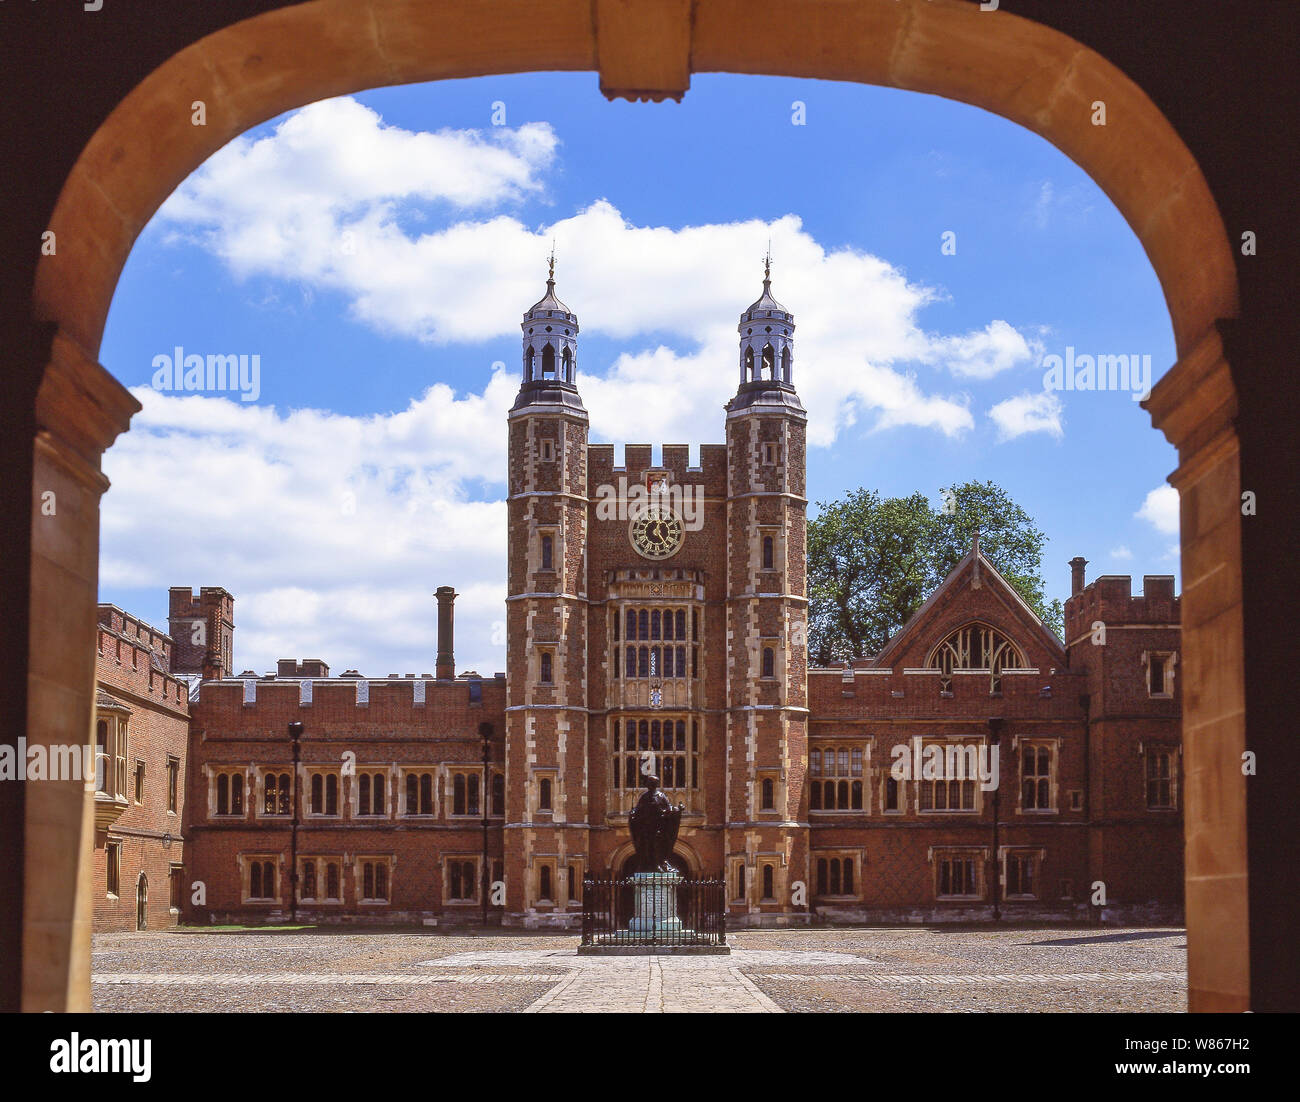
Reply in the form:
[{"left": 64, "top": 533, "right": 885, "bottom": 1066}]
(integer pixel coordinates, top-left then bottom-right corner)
[{"left": 806, "top": 480, "right": 1064, "bottom": 665}]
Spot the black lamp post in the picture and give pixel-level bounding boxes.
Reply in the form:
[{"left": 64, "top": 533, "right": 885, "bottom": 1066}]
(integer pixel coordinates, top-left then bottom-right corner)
[
  {"left": 288, "top": 720, "right": 304, "bottom": 922},
  {"left": 987, "top": 717, "right": 1004, "bottom": 922},
  {"left": 479, "top": 721, "right": 493, "bottom": 928}
]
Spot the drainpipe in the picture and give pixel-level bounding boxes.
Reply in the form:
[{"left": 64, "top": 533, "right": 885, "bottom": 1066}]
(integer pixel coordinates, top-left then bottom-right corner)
[
  {"left": 1079, "top": 693, "right": 1097, "bottom": 925},
  {"left": 288, "top": 721, "right": 303, "bottom": 922},
  {"left": 988, "top": 717, "right": 1004, "bottom": 922},
  {"left": 480, "top": 721, "right": 492, "bottom": 928}
]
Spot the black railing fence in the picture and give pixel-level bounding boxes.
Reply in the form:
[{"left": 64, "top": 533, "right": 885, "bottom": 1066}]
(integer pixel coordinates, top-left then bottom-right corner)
[{"left": 581, "top": 873, "right": 727, "bottom": 947}]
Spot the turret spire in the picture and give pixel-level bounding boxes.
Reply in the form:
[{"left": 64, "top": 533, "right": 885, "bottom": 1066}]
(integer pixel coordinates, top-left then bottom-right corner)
[
  {"left": 513, "top": 246, "right": 583, "bottom": 413},
  {"left": 733, "top": 247, "right": 799, "bottom": 403}
]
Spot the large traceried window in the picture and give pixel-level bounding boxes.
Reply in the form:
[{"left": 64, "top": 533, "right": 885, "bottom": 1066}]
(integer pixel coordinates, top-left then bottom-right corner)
[
  {"left": 618, "top": 606, "right": 692, "bottom": 680},
  {"left": 926, "top": 622, "right": 1026, "bottom": 694},
  {"left": 612, "top": 718, "right": 699, "bottom": 796}
]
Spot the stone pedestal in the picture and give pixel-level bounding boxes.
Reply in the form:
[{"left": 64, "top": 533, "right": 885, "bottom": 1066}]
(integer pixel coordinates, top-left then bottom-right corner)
[{"left": 627, "top": 871, "right": 683, "bottom": 936}]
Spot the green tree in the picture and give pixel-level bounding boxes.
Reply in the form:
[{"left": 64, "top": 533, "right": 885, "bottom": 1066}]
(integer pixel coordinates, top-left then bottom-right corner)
[{"left": 807, "top": 480, "right": 1064, "bottom": 665}]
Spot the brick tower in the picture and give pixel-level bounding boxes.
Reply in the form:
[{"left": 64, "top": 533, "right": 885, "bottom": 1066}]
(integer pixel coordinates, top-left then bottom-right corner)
[
  {"left": 723, "top": 256, "right": 810, "bottom": 920},
  {"left": 503, "top": 256, "right": 591, "bottom": 923}
]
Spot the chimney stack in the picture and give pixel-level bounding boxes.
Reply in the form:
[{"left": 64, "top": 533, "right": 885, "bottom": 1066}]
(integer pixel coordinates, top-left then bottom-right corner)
[
  {"left": 1069, "top": 556, "right": 1088, "bottom": 597},
  {"left": 435, "top": 586, "right": 457, "bottom": 680}
]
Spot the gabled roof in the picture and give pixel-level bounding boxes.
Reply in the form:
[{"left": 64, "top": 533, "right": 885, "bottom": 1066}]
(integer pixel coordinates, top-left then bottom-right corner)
[{"left": 872, "top": 538, "right": 1065, "bottom": 668}]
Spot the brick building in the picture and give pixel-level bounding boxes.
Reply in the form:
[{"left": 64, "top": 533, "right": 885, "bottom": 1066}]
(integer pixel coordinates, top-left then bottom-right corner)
[
  {"left": 92, "top": 606, "right": 191, "bottom": 931},
  {"left": 173, "top": 264, "right": 1182, "bottom": 927}
]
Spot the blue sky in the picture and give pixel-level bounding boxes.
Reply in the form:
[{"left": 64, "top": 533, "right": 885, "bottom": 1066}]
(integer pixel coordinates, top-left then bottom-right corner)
[{"left": 99, "top": 73, "right": 1180, "bottom": 676}]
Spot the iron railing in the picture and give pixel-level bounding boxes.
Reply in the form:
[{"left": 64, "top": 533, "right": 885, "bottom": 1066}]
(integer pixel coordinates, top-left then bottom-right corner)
[{"left": 581, "top": 873, "right": 726, "bottom": 947}]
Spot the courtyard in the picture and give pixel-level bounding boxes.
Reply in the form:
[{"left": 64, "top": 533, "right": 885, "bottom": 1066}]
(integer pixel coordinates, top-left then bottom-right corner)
[{"left": 92, "top": 926, "right": 1187, "bottom": 1013}]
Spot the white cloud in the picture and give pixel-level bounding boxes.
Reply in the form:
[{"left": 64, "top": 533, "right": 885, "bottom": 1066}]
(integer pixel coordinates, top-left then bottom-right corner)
[
  {"left": 101, "top": 386, "right": 514, "bottom": 677},
  {"left": 929, "top": 319, "right": 1039, "bottom": 380},
  {"left": 154, "top": 96, "right": 1036, "bottom": 446},
  {"left": 987, "top": 391, "right": 1063, "bottom": 441},
  {"left": 1110, "top": 545, "right": 1133, "bottom": 561},
  {"left": 1136, "top": 484, "right": 1179, "bottom": 535}
]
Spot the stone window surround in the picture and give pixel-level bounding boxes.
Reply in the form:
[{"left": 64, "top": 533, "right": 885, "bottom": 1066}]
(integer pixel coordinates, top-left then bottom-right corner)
[
  {"left": 1143, "top": 649, "right": 1178, "bottom": 698},
  {"left": 354, "top": 855, "right": 394, "bottom": 905},
  {"left": 1012, "top": 735, "right": 1060, "bottom": 815},
  {"left": 304, "top": 766, "right": 342, "bottom": 819},
  {"left": 928, "top": 846, "right": 989, "bottom": 901},
  {"left": 916, "top": 736, "right": 988, "bottom": 815},
  {"left": 1000, "top": 846, "right": 1047, "bottom": 901},
  {"left": 207, "top": 766, "right": 249, "bottom": 819},
  {"left": 240, "top": 853, "right": 280, "bottom": 904},
  {"left": 444, "top": 854, "right": 480, "bottom": 903},
  {"left": 297, "top": 855, "right": 345, "bottom": 904},
  {"left": 812, "top": 849, "right": 863, "bottom": 901},
  {"left": 1142, "top": 742, "right": 1181, "bottom": 811},
  {"left": 810, "top": 740, "right": 869, "bottom": 813}
]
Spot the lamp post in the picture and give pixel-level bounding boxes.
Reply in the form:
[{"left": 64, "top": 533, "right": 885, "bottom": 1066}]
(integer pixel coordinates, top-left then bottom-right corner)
[
  {"left": 987, "top": 717, "right": 1003, "bottom": 922},
  {"left": 479, "top": 721, "right": 493, "bottom": 928},
  {"left": 288, "top": 721, "right": 304, "bottom": 923}
]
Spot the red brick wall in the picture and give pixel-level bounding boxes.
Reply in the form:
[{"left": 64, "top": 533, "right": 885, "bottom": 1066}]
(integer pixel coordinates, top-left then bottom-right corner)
[{"left": 93, "top": 610, "right": 190, "bottom": 932}]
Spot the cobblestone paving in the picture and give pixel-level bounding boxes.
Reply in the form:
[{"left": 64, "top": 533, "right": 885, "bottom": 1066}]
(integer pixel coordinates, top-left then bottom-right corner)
[{"left": 91, "top": 926, "right": 1187, "bottom": 1013}]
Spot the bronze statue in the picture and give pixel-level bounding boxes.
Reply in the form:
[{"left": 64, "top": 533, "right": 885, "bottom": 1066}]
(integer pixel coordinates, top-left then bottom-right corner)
[{"left": 628, "top": 774, "right": 684, "bottom": 873}]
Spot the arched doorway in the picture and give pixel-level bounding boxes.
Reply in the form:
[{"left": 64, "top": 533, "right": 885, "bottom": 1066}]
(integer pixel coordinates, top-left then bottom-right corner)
[
  {"left": 135, "top": 874, "right": 148, "bottom": 932},
  {"left": 18, "top": 0, "right": 1246, "bottom": 1011},
  {"left": 616, "top": 851, "right": 693, "bottom": 926}
]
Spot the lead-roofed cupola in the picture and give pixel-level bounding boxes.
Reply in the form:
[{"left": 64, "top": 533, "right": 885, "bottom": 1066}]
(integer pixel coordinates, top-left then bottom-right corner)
[
  {"left": 728, "top": 251, "right": 805, "bottom": 416},
  {"left": 513, "top": 251, "right": 585, "bottom": 414}
]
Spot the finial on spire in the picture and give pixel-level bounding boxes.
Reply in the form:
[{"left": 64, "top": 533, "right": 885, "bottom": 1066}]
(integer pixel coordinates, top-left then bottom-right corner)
[
  {"left": 547, "top": 241, "right": 556, "bottom": 285},
  {"left": 763, "top": 241, "right": 772, "bottom": 287}
]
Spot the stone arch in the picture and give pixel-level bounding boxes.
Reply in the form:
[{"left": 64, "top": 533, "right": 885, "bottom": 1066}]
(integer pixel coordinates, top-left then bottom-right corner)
[
  {"left": 607, "top": 837, "right": 703, "bottom": 879},
  {"left": 19, "top": 0, "right": 1245, "bottom": 1011}
]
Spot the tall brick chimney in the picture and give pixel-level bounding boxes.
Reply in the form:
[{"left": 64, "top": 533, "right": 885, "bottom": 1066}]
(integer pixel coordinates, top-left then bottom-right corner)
[
  {"left": 435, "top": 586, "right": 457, "bottom": 680},
  {"left": 1069, "top": 556, "right": 1088, "bottom": 596}
]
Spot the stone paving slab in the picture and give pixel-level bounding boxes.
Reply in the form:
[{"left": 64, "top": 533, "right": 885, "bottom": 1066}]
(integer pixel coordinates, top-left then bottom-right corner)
[
  {"left": 90, "top": 927, "right": 1188, "bottom": 1013},
  {"left": 524, "top": 960, "right": 780, "bottom": 1013}
]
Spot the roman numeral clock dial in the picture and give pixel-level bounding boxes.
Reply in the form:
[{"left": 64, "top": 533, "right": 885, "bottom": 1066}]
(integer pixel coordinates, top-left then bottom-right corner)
[{"left": 629, "top": 507, "right": 684, "bottom": 560}]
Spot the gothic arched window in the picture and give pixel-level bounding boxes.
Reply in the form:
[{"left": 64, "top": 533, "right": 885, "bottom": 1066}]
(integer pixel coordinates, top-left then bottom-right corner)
[
  {"left": 744, "top": 346, "right": 755, "bottom": 381},
  {"left": 561, "top": 346, "right": 572, "bottom": 381},
  {"left": 525, "top": 346, "right": 535, "bottom": 380},
  {"left": 761, "top": 343, "right": 775, "bottom": 379},
  {"left": 781, "top": 346, "right": 792, "bottom": 382},
  {"left": 926, "top": 622, "right": 1026, "bottom": 694},
  {"left": 541, "top": 344, "right": 556, "bottom": 378}
]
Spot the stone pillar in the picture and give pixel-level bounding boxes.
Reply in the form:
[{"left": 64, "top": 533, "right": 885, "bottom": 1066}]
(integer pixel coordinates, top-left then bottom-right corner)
[
  {"left": 1144, "top": 323, "right": 1248, "bottom": 1012},
  {"left": 25, "top": 331, "right": 139, "bottom": 1011}
]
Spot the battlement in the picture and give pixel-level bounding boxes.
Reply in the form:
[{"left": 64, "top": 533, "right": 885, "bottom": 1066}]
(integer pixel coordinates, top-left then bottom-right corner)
[
  {"left": 95, "top": 610, "right": 189, "bottom": 713},
  {"left": 587, "top": 442, "right": 728, "bottom": 480},
  {"left": 193, "top": 671, "right": 507, "bottom": 726},
  {"left": 808, "top": 663, "right": 1084, "bottom": 719},
  {"left": 97, "top": 604, "right": 171, "bottom": 661},
  {"left": 1065, "top": 573, "right": 1180, "bottom": 639}
]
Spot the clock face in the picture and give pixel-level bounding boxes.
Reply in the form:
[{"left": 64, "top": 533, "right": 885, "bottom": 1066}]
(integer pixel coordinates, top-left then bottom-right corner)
[{"left": 629, "top": 507, "right": 685, "bottom": 560}]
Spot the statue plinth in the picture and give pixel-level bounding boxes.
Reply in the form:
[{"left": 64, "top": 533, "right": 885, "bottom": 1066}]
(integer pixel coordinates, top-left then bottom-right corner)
[{"left": 627, "top": 871, "right": 684, "bottom": 935}]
